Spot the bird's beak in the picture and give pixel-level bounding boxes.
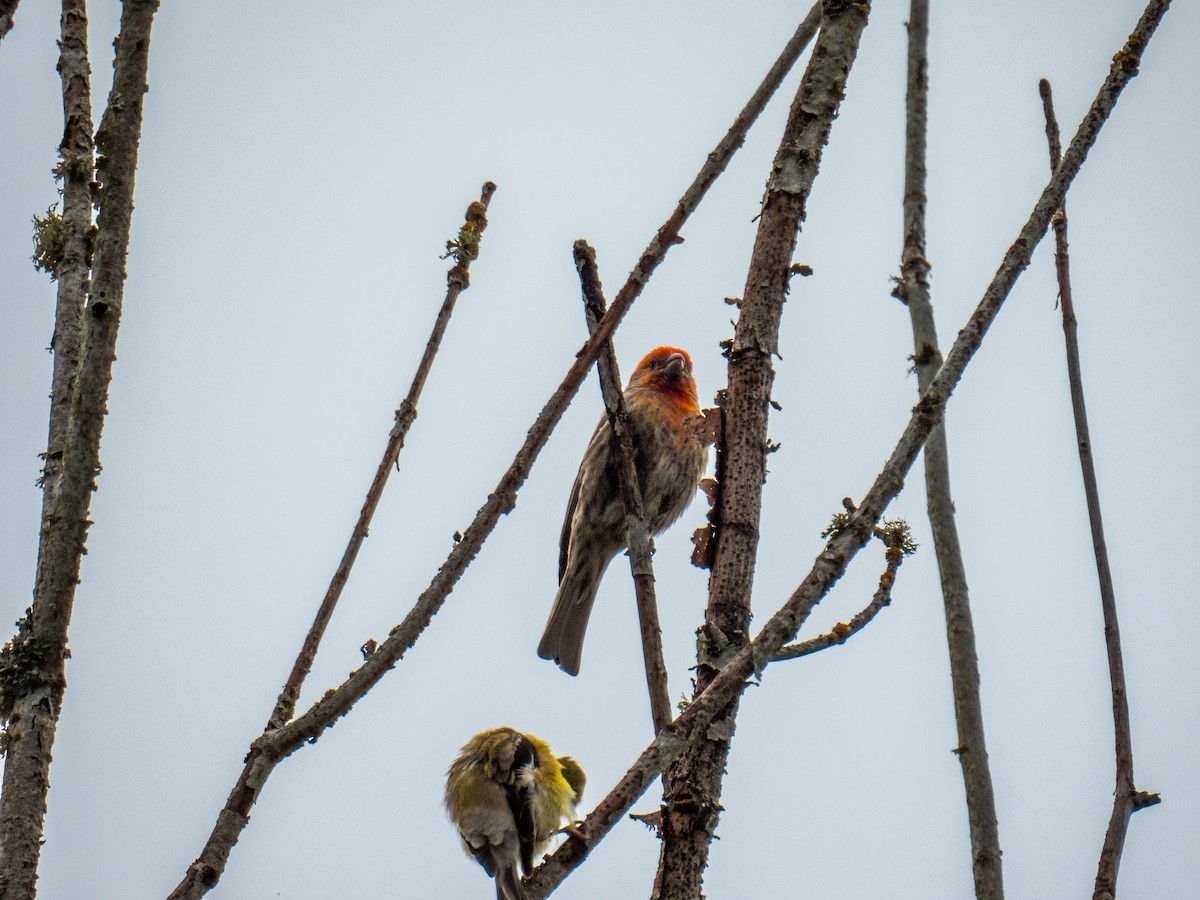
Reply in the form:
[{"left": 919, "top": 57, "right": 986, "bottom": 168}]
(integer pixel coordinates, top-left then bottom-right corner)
[{"left": 664, "top": 353, "right": 687, "bottom": 376}]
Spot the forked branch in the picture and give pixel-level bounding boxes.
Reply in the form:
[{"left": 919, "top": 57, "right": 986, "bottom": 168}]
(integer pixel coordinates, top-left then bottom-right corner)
[{"left": 772, "top": 518, "right": 914, "bottom": 662}]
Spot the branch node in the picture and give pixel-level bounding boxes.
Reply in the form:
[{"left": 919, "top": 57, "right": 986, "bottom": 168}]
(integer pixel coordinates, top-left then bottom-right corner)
[{"left": 1132, "top": 790, "right": 1162, "bottom": 811}]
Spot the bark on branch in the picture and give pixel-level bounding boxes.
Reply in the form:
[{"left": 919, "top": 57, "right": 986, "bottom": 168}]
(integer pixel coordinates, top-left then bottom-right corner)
[
  {"left": 895, "top": 0, "right": 1004, "bottom": 894},
  {"left": 1038, "top": 77, "right": 1161, "bottom": 900},
  {"left": 658, "top": 1, "right": 872, "bottom": 894},
  {"left": 0, "top": 3, "right": 160, "bottom": 897}
]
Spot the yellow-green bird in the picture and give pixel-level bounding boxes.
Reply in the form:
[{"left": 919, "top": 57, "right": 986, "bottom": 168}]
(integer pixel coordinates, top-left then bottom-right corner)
[{"left": 444, "top": 727, "right": 586, "bottom": 900}]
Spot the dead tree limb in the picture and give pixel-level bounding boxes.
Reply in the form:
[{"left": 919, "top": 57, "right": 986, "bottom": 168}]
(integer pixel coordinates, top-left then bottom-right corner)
[
  {"left": 895, "top": 0, "right": 1005, "bottom": 894},
  {"left": 658, "top": 1, "right": 872, "bottom": 894},
  {"left": 266, "top": 181, "right": 497, "bottom": 730},
  {"left": 573, "top": 240, "right": 673, "bottom": 735},
  {"left": 1037, "top": 77, "right": 1161, "bottom": 900}
]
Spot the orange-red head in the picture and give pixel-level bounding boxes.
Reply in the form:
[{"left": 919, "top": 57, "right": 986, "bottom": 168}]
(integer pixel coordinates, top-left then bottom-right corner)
[{"left": 628, "top": 346, "right": 699, "bottom": 415}]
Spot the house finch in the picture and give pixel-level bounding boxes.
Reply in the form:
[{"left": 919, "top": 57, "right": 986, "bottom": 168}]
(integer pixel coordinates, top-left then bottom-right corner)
[
  {"left": 444, "top": 727, "right": 586, "bottom": 900},
  {"left": 538, "top": 346, "right": 707, "bottom": 676}
]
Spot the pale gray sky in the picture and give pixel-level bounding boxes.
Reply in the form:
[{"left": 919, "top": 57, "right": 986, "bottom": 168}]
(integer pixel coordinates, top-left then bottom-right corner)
[{"left": 2, "top": 2, "right": 1197, "bottom": 898}]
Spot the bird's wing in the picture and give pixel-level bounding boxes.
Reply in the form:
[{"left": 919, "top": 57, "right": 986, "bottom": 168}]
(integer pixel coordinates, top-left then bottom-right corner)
[
  {"left": 559, "top": 415, "right": 609, "bottom": 582},
  {"left": 500, "top": 732, "right": 539, "bottom": 875},
  {"left": 558, "top": 474, "right": 581, "bottom": 584}
]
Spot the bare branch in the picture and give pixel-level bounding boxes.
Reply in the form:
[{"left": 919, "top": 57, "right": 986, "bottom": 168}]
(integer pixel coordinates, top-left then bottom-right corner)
[
  {"left": 1038, "top": 77, "right": 1162, "bottom": 900},
  {"left": 0, "top": 2, "right": 160, "bottom": 896},
  {"left": 894, "top": 0, "right": 1006, "bottom": 894},
  {"left": 526, "top": 7, "right": 1173, "bottom": 893},
  {"left": 266, "top": 182, "right": 497, "bottom": 730},
  {"left": 659, "top": 1, "right": 873, "bottom": 893},
  {"left": 573, "top": 240, "right": 672, "bottom": 735}
]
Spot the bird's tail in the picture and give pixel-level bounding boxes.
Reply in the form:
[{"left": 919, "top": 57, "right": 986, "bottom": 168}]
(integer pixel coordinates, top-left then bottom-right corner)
[
  {"left": 496, "top": 865, "right": 528, "bottom": 900},
  {"left": 537, "top": 556, "right": 610, "bottom": 676}
]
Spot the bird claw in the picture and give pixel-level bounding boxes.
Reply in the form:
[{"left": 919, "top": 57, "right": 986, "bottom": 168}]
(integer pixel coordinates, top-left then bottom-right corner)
[{"left": 560, "top": 821, "right": 588, "bottom": 844}]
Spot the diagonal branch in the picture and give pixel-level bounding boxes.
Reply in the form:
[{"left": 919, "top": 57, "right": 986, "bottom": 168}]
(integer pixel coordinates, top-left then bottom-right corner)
[
  {"left": 0, "top": 3, "right": 160, "bottom": 897},
  {"left": 573, "top": 240, "right": 672, "bottom": 735},
  {"left": 895, "top": 0, "right": 1004, "bottom": 894},
  {"left": 659, "top": 1, "right": 872, "bottom": 894},
  {"left": 266, "top": 181, "right": 497, "bottom": 730},
  {"left": 526, "top": 6, "right": 1172, "bottom": 893},
  {"left": 1038, "top": 78, "right": 1161, "bottom": 900},
  {"left": 167, "top": 11, "right": 821, "bottom": 897}
]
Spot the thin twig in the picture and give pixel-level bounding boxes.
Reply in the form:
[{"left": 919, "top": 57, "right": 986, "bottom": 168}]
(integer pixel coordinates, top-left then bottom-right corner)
[
  {"left": 658, "top": 1, "right": 872, "bottom": 894},
  {"left": 772, "top": 524, "right": 911, "bottom": 662},
  {"left": 1038, "top": 78, "right": 1161, "bottom": 900},
  {"left": 167, "top": 9, "right": 821, "bottom": 896},
  {"left": 266, "top": 182, "right": 496, "bottom": 730},
  {"left": 896, "top": 0, "right": 1005, "bottom": 894},
  {"left": 573, "top": 241, "right": 673, "bottom": 735},
  {"left": 0, "top": 3, "right": 159, "bottom": 897},
  {"left": 526, "top": 7, "right": 1172, "bottom": 893}
]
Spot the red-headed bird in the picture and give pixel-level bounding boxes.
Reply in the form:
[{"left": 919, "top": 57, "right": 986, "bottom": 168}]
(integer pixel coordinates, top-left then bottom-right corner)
[
  {"left": 538, "top": 346, "right": 707, "bottom": 675},
  {"left": 444, "top": 727, "right": 586, "bottom": 900}
]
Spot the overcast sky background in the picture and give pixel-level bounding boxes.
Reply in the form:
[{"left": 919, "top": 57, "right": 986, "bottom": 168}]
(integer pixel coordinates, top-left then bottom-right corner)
[{"left": 2, "top": 2, "right": 1197, "bottom": 898}]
